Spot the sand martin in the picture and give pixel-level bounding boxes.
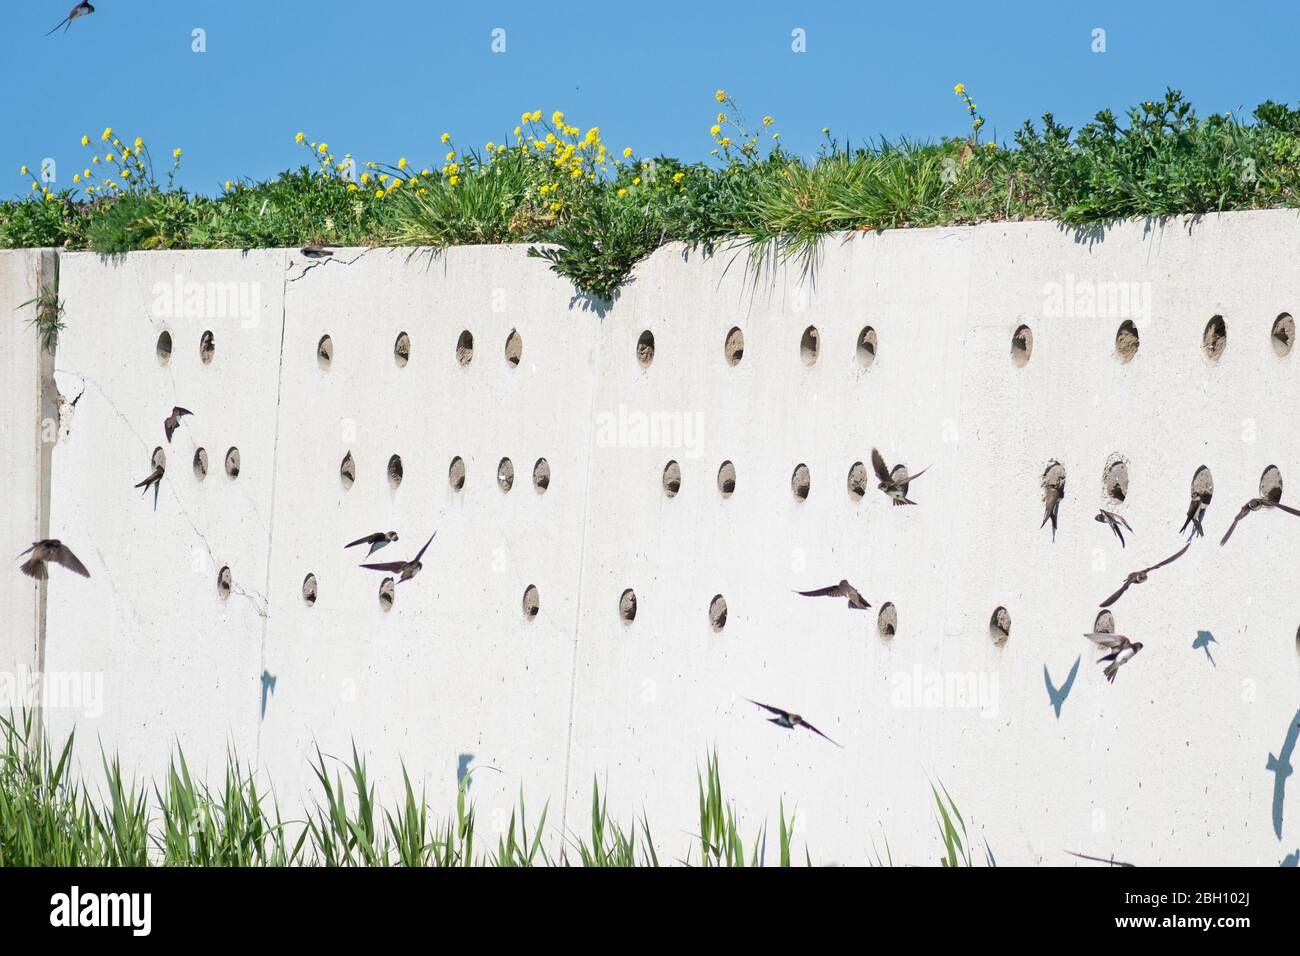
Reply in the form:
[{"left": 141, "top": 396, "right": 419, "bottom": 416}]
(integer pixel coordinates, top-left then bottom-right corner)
[
  {"left": 747, "top": 699, "right": 841, "bottom": 747},
  {"left": 17, "top": 540, "right": 90, "bottom": 580},
  {"left": 795, "top": 579, "right": 870, "bottom": 610},
  {"left": 1099, "top": 540, "right": 1192, "bottom": 608},
  {"left": 301, "top": 244, "right": 335, "bottom": 258},
  {"left": 1180, "top": 490, "right": 1212, "bottom": 541},
  {"left": 1044, "top": 656, "right": 1080, "bottom": 718},
  {"left": 1085, "top": 632, "right": 1143, "bottom": 684},
  {"left": 345, "top": 531, "right": 400, "bottom": 559},
  {"left": 47, "top": 2, "right": 94, "bottom": 35},
  {"left": 360, "top": 531, "right": 436, "bottom": 583},
  {"left": 1095, "top": 509, "right": 1133, "bottom": 548},
  {"left": 871, "top": 448, "right": 930, "bottom": 506},
  {"left": 163, "top": 406, "right": 193, "bottom": 443},
  {"left": 1041, "top": 480, "right": 1065, "bottom": 541},
  {"left": 134, "top": 462, "right": 165, "bottom": 510},
  {"left": 1219, "top": 497, "right": 1300, "bottom": 546}
]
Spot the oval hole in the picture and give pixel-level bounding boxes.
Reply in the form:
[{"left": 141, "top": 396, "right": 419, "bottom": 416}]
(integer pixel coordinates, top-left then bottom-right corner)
[
  {"left": 193, "top": 447, "right": 208, "bottom": 480},
  {"left": 663, "top": 461, "right": 681, "bottom": 498},
  {"left": 717, "top": 461, "right": 736, "bottom": 498},
  {"left": 497, "top": 458, "right": 515, "bottom": 493},
  {"left": 1272, "top": 313, "right": 1295, "bottom": 357},
  {"left": 877, "top": 602, "right": 897, "bottom": 639},
  {"left": 340, "top": 451, "right": 355, "bottom": 490},
  {"left": 505, "top": 329, "right": 522, "bottom": 367},
  {"left": 1202, "top": 315, "right": 1227, "bottom": 362},
  {"left": 317, "top": 335, "right": 333, "bottom": 369},
  {"left": 1191, "top": 464, "right": 1214, "bottom": 506},
  {"left": 456, "top": 330, "right": 474, "bottom": 366},
  {"left": 1115, "top": 320, "right": 1139, "bottom": 363},
  {"left": 200, "top": 330, "right": 216, "bottom": 365},
  {"left": 709, "top": 595, "right": 728, "bottom": 632},
  {"left": 724, "top": 327, "right": 745, "bottom": 366},
  {"left": 533, "top": 458, "right": 551, "bottom": 494},
  {"left": 1103, "top": 458, "right": 1129, "bottom": 503},
  {"left": 224, "top": 447, "right": 241, "bottom": 480},
  {"left": 217, "top": 566, "right": 232, "bottom": 600},
  {"left": 387, "top": 454, "right": 404, "bottom": 490},
  {"left": 156, "top": 330, "right": 172, "bottom": 365},
  {"left": 522, "top": 585, "right": 540, "bottom": 620},
  {"left": 379, "top": 577, "right": 396, "bottom": 612},
  {"left": 847, "top": 461, "right": 867, "bottom": 501},
  {"left": 1011, "top": 324, "right": 1033, "bottom": 367},
  {"left": 856, "top": 326, "right": 877, "bottom": 368},
  {"left": 394, "top": 331, "right": 410, "bottom": 367},
  {"left": 800, "top": 326, "right": 820, "bottom": 366},
  {"left": 151, "top": 446, "right": 166, "bottom": 470},
  {"left": 1094, "top": 610, "right": 1115, "bottom": 634},
  {"left": 989, "top": 607, "right": 1011, "bottom": 646},
  {"left": 1260, "top": 465, "right": 1283, "bottom": 503},
  {"left": 637, "top": 330, "right": 655, "bottom": 368},
  {"left": 619, "top": 588, "right": 638, "bottom": 624},
  {"left": 449, "top": 456, "right": 466, "bottom": 492},
  {"left": 302, "top": 574, "right": 318, "bottom": 607},
  {"left": 791, "top": 463, "right": 810, "bottom": 501}
]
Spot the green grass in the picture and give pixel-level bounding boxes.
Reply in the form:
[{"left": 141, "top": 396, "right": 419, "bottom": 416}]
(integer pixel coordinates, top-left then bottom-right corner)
[
  {"left": 5, "top": 90, "right": 1299, "bottom": 303},
  {"left": 0, "top": 712, "right": 986, "bottom": 867}
]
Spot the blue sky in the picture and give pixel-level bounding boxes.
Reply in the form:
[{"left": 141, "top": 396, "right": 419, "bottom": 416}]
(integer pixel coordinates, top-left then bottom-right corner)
[{"left": 3, "top": 0, "right": 1298, "bottom": 196}]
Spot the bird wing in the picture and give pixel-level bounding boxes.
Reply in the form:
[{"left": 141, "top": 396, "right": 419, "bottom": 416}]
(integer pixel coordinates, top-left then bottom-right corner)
[
  {"left": 49, "top": 544, "right": 90, "bottom": 577},
  {"left": 795, "top": 584, "right": 843, "bottom": 598},
  {"left": 901, "top": 464, "right": 931, "bottom": 483},
  {"left": 1085, "top": 632, "right": 1129, "bottom": 651},
  {"left": 164, "top": 418, "right": 178, "bottom": 442},
  {"left": 173, "top": 406, "right": 192, "bottom": 418},
  {"left": 747, "top": 699, "right": 787, "bottom": 718},
  {"left": 1109, "top": 511, "right": 1134, "bottom": 533},
  {"left": 360, "top": 561, "right": 407, "bottom": 573},
  {"left": 799, "top": 719, "right": 843, "bottom": 748},
  {"left": 134, "top": 468, "right": 162, "bottom": 489},
  {"left": 1274, "top": 501, "right": 1300, "bottom": 518},
  {"left": 1144, "top": 540, "right": 1193, "bottom": 573},
  {"left": 1220, "top": 503, "right": 1252, "bottom": 546},
  {"left": 345, "top": 533, "right": 382, "bottom": 549},
  {"left": 870, "top": 449, "right": 892, "bottom": 484},
  {"left": 1041, "top": 485, "right": 1061, "bottom": 527},
  {"left": 1098, "top": 578, "right": 1132, "bottom": 608},
  {"left": 413, "top": 531, "right": 438, "bottom": 563}
]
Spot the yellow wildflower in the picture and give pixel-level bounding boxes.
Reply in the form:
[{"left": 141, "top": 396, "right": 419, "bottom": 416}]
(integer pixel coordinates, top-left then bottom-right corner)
[
  {"left": 81, "top": 135, "right": 90, "bottom": 146},
  {"left": 715, "top": 89, "right": 726, "bottom": 102},
  {"left": 295, "top": 132, "right": 305, "bottom": 143},
  {"left": 440, "top": 132, "right": 451, "bottom": 144},
  {"left": 102, "top": 127, "right": 113, "bottom": 141},
  {"left": 954, "top": 83, "right": 966, "bottom": 95}
]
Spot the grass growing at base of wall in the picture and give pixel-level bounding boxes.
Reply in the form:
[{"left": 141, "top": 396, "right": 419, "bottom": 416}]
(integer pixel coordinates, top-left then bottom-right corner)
[
  {"left": 5, "top": 90, "right": 1300, "bottom": 300},
  {"left": 0, "top": 713, "right": 980, "bottom": 867}
]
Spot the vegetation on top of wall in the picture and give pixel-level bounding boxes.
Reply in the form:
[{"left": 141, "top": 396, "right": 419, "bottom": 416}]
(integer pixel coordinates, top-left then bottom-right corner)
[{"left": 5, "top": 88, "right": 1299, "bottom": 300}]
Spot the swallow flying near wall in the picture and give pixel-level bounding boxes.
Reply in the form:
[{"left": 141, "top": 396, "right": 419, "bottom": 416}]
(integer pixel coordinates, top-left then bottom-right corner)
[
  {"left": 871, "top": 448, "right": 929, "bottom": 506},
  {"left": 163, "top": 407, "right": 192, "bottom": 443},
  {"left": 361, "top": 532, "right": 436, "bottom": 583},
  {"left": 1099, "top": 540, "right": 1192, "bottom": 608},
  {"left": 134, "top": 463, "right": 164, "bottom": 511},
  {"left": 1095, "top": 509, "right": 1133, "bottom": 547},
  {"left": 346, "top": 531, "right": 399, "bottom": 558},
  {"left": 1180, "top": 491, "right": 1211, "bottom": 541},
  {"left": 1085, "top": 632, "right": 1143, "bottom": 684},
  {"left": 17, "top": 540, "right": 90, "bottom": 580},
  {"left": 1219, "top": 497, "right": 1300, "bottom": 546},
  {"left": 47, "top": 1, "right": 94, "bottom": 35},
  {"left": 747, "top": 699, "right": 842, "bottom": 747},
  {"left": 794, "top": 579, "right": 870, "bottom": 609}
]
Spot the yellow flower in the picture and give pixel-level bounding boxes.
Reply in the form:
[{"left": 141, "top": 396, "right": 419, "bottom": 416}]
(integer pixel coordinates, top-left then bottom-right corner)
[
  {"left": 531, "top": 110, "right": 542, "bottom": 122},
  {"left": 449, "top": 175, "right": 459, "bottom": 186},
  {"left": 295, "top": 132, "right": 305, "bottom": 143},
  {"left": 106, "top": 153, "right": 115, "bottom": 162},
  {"left": 73, "top": 174, "right": 80, "bottom": 184},
  {"left": 672, "top": 171, "right": 685, "bottom": 183},
  {"left": 81, "top": 135, "right": 90, "bottom": 146},
  {"left": 714, "top": 89, "right": 726, "bottom": 102},
  {"left": 30, "top": 182, "right": 39, "bottom": 191},
  {"left": 550, "top": 201, "right": 561, "bottom": 211},
  {"left": 360, "top": 172, "right": 370, "bottom": 184},
  {"left": 762, "top": 116, "right": 774, "bottom": 126},
  {"left": 224, "top": 181, "right": 232, "bottom": 191},
  {"left": 398, "top": 157, "right": 408, "bottom": 169},
  {"left": 102, "top": 127, "right": 113, "bottom": 141},
  {"left": 173, "top": 148, "right": 183, "bottom": 159},
  {"left": 717, "top": 113, "right": 727, "bottom": 123},
  {"left": 318, "top": 143, "right": 328, "bottom": 155},
  {"left": 83, "top": 169, "right": 90, "bottom": 177},
  {"left": 134, "top": 137, "right": 143, "bottom": 150},
  {"left": 440, "top": 132, "right": 451, "bottom": 144},
  {"left": 19, "top": 165, "right": 27, "bottom": 175},
  {"left": 121, "top": 170, "right": 131, "bottom": 179},
  {"left": 632, "top": 177, "right": 641, "bottom": 185},
  {"left": 347, "top": 183, "right": 358, "bottom": 192},
  {"left": 552, "top": 110, "right": 564, "bottom": 126},
  {"left": 375, "top": 188, "right": 386, "bottom": 198},
  {"left": 954, "top": 83, "right": 966, "bottom": 96},
  {"left": 121, "top": 146, "right": 132, "bottom": 157},
  {"left": 710, "top": 124, "right": 721, "bottom": 136},
  {"left": 622, "top": 147, "right": 633, "bottom": 158},
  {"left": 445, "top": 150, "right": 455, "bottom": 161},
  {"left": 617, "top": 188, "right": 628, "bottom": 197},
  {"left": 719, "top": 137, "right": 731, "bottom": 147},
  {"left": 92, "top": 156, "right": 99, "bottom": 164}
]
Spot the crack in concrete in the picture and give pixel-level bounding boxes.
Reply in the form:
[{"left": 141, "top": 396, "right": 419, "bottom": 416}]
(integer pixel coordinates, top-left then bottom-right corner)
[{"left": 286, "top": 247, "right": 375, "bottom": 283}]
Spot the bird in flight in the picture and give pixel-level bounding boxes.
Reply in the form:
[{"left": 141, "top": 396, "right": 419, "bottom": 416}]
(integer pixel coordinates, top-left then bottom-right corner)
[
  {"left": 1099, "top": 540, "right": 1192, "bottom": 608},
  {"left": 1044, "top": 656, "right": 1080, "bottom": 718},
  {"left": 135, "top": 460, "right": 165, "bottom": 510},
  {"left": 345, "top": 531, "right": 399, "bottom": 559},
  {"left": 871, "top": 448, "right": 929, "bottom": 506},
  {"left": 1085, "top": 632, "right": 1143, "bottom": 684},
  {"left": 794, "top": 579, "right": 870, "bottom": 609},
  {"left": 17, "top": 540, "right": 90, "bottom": 580},
  {"left": 1095, "top": 509, "right": 1133, "bottom": 547},
  {"left": 360, "top": 532, "right": 436, "bottom": 583},
  {"left": 1180, "top": 489, "right": 1212, "bottom": 541},
  {"left": 46, "top": 2, "right": 94, "bottom": 35},
  {"left": 1219, "top": 497, "right": 1300, "bottom": 545},
  {"left": 747, "top": 699, "right": 842, "bottom": 747},
  {"left": 163, "top": 406, "right": 193, "bottom": 443}
]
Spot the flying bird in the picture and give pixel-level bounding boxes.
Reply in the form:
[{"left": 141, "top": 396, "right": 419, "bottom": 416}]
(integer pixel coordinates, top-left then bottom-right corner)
[
  {"left": 1219, "top": 497, "right": 1300, "bottom": 546},
  {"left": 1095, "top": 509, "right": 1133, "bottom": 547},
  {"left": 1099, "top": 540, "right": 1192, "bottom": 608},
  {"left": 345, "top": 531, "right": 399, "bottom": 559},
  {"left": 1085, "top": 632, "right": 1143, "bottom": 684},
  {"left": 1180, "top": 490, "right": 1212, "bottom": 540},
  {"left": 1065, "top": 850, "right": 1135, "bottom": 867},
  {"left": 163, "top": 406, "right": 193, "bottom": 443},
  {"left": 46, "top": 2, "right": 94, "bottom": 35},
  {"left": 871, "top": 448, "right": 930, "bottom": 506},
  {"left": 747, "top": 699, "right": 841, "bottom": 747},
  {"left": 1041, "top": 480, "right": 1065, "bottom": 541},
  {"left": 360, "top": 531, "right": 436, "bottom": 583},
  {"left": 134, "top": 461, "right": 165, "bottom": 510},
  {"left": 1267, "top": 709, "right": 1300, "bottom": 839},
  {"left": 1044, "top": 656, "right": 1080, "bottom": 718},
  {"left": 17, "top": 540, "right": 90, "bottom": 580},
  {"left": 794, "top": 579, "right": 870, "bottom": 610}
]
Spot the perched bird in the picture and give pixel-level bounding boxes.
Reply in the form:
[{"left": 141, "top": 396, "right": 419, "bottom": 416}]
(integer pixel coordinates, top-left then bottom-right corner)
[
  {"left": 1041, "top": 480, "right": 1065, "bottom": 541},
  {"left": 1095, "top": 509, "right": 1133, "bottom": 547},
  {"left": 46, "top": 1, "right": 94, "bottom": 35},
  {"left": 163, "top": 406, "right": 193, "bottom": 443},
  {"left": 1044, "top": 657, "right": 1080, "bottom": 718},
  {"left": 794, "top": 579, "right": 870, "bottom": 610},
  {"left": 361, "top": 531, "right": 436, "bottom": 583},
  {"left": 1219, "top": 497, "right": 1300, "bottom": 546},
  {"left": 135, "top": 461, "right": 165, "bottom": 510},
  {"left": 1267, "top": 710, "right": 1299, "bottom": 839},
  {"left": 747, "top": 699, "right": 841, "bottom": 747},
  {"left": 1065, "top": 850, "right": 1135, "bottom": 867},
  {"left": 1180, "top": 490, "right": 1212, "bottom": 540},
  {"left": 1085, "top": 632, "right": 1143, "bottom": 684},
  {"left": 17, "top": 540, "right": 90, "bottom": 580},
  {"left": 1099, "top": 540, "right": 1192, "bottom": 608},
  {"left": 871, "top": 448, "right": 930, "bottom": 506},
  {"left": 345, "top": 531, "right": 399, "bottom": 559},
  {"left": 301, "top": 244, "right": 334, "bottom": 258}
]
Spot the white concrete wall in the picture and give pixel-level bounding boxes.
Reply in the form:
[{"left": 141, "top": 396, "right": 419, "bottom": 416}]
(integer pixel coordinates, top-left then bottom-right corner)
[{"left": 13, "top": 209, "right": 1300, "bottom": 864}]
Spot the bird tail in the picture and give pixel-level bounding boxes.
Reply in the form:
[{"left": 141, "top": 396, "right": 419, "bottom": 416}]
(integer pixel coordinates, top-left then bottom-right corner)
[
  {"left": 19, "top": 558, "right": 47, "bottom": 580},
  {"left": 1267, "top": 753, "right": 1293, "bottom": 777},
  {"left": 1103, "top": 661, "right": 1119, "bottom": 683}
]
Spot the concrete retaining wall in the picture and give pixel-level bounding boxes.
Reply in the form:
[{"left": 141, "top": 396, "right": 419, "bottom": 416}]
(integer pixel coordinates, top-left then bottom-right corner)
[{"left": 8, "top": 210, "right": 1300, "bottom": 864}]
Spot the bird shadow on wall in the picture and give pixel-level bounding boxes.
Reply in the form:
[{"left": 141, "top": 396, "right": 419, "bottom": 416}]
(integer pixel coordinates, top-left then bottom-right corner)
[
  {"left": 1267, "top": 708, "right": 1300, "bottom": 840},
  {"left": 1044, "top": 657, "right": 1080, "bottom": 719},
  {"left": 1192, "top": 630, "right": 1217, "bottom": 666},
  {"left": 260, "top": 670, "right": 277, "bottom": 720}
]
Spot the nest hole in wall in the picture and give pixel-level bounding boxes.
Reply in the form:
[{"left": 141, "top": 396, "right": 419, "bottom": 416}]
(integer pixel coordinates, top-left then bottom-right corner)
[
  {"left": 225, "top": 447, "right": 241, "bottom": 480},
  {"left": 340, "top": 451, "right": 355, "bottom": 489},
  {"left": 800, "top": 326, "right": 820, "bottom": 366},
  {"left": 200, "top": 330, "right": 216, "bottom": 365},
  {"left": 1094, "top": 610, "right": 1115, "bottom": 634},
  {"left": 1190, "top": 464, "right": 1214, "bottom": 506},
  {"left": 989, "top": 607, "right": 1011, "bottom": 646},
  {"left": 1272, "top": 313, "right": 1295, "bottom": 357},
  {"left": 449, "top": 456, "right": 465, "bottom": 492},
  {"left": 505, "top": 329, "right": 523, "bottom": 367},
  {"left": 1202, "top": 315, "right": 1227, "bottom": 362},
  {"left": 317, "top": 335, "right": 333, "bottom": 369},
  {"left": 791, "top": 463, "right": 811, "bottom": 501},
  {"left": 847, "top": 461, "right": 868, "bottom": 501},
  {"left": 387, "top": 454, "right": 404, "bottom": 490},
  {"left": 717, "top": 460, "right": 736, "bottom": 498},
  {"left": 1011, "top": 324, "right": 1033, "bottom": 367},
  {"left": 456, "top": 330, "right": 474, "bottom": 366},
  {"left": 156, "top": 330, "right": 172, "bottom": 365},
  {"left": 857, "top": 326, "right": 877, "bottom": 368},
  {"left": 151, "top": 446, "right": 166, "bottom": 470},
  {"left": 302, "top": 574, "right": 318, "bottom": 607},
  {"left": 532, "top": 458, "right": 551, "bottom": 494},
  {"left": 193, "top": 447, "right": 208, "bottom": 480},
  {"left": 877, "top": 602, "right": 897, "bottom": 639},
  {"left": 663, "top": 461, "right": 681, "bottom": 498},
  {"left": 497, "top": 458, "right": 515, "bottom": 493},
  {"left": 637, "top": 330, "right": 656, "bottom": 367},
  {"left": 709, "top": 595, "right": 728, "bottom": 632},
  {"left": 379, "top": 578, "right": 396, "bottom": 612},
  {"left": 724, "top": 327, "right": 745, "bottom": 366},
  {"left": 394, "top": 331, "right": 410, "bottom": 367},
  {"left": 1042, "top": 460, "right": 1067, "bottom": 503},
  {"left": 522, "top": 585, "right": 540, "bottom": 620},
  {"left": 619, "top": 588, "right": 638, "bottom": 623},
  {"left": 1260, "top": 465, "right": 1283, "bottom": 503},
  {"left": 1103, "top": 458, "right": 1129, "bottom": 503},
  {"left": 217, "top": 566, "right": 232, "bottom": 600},
  {"left": 1114, "top": 320, "right": 1140, "bottom": 363}
]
